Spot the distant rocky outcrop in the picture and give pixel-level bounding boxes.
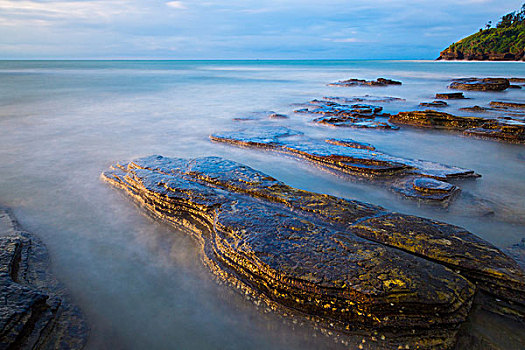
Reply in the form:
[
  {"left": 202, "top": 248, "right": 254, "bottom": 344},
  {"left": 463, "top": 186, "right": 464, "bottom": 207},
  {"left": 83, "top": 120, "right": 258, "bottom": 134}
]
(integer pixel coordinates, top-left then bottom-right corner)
[{"left": 437, "top": 4, "right": 525, "bottom": 61}]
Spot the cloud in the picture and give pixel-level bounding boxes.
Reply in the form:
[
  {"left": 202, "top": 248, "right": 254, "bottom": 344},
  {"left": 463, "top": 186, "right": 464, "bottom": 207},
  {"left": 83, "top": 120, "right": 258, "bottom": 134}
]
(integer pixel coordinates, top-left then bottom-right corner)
[
  {"left": 0, "top": 0, "right": 523, "bottom": 59},
  {"left": 166, "top": 1, "right": 186, "bottom": 10},
  {"left": 326, "top": 38, "right": 368, "bottom": 43}
]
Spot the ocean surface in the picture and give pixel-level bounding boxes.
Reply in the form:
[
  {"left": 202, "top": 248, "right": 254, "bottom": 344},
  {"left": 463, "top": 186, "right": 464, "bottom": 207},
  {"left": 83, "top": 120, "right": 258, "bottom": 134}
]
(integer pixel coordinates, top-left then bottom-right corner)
[{"left": 0, "top": 60, "right": 524, "bottom": 349}]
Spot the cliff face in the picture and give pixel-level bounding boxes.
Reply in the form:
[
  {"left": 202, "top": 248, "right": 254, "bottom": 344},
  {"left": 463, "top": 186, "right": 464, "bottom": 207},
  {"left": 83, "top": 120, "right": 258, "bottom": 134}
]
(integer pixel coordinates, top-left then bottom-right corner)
[{"left": 437, "top": 7, "right": 525, "bottom": 61}]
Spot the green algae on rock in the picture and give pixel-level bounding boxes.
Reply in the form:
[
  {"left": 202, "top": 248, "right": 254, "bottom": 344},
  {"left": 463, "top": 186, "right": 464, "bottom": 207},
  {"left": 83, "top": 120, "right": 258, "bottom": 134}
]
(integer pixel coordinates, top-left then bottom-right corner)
[
  {"left": 102, "top": 155, "right": 525, "bottom": 348},
  {"left": 0, "top": 209, "right": 88, "bottom": 350},
  {"left": 102, "top": 156, "right": 474, "bottom": 348}
]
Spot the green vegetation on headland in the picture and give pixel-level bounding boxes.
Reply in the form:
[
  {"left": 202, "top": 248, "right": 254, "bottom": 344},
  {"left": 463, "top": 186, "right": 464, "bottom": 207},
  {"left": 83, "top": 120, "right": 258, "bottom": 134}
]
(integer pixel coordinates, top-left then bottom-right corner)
[{"left": 438, "top": 3, "right": 525, "bottom": 61}]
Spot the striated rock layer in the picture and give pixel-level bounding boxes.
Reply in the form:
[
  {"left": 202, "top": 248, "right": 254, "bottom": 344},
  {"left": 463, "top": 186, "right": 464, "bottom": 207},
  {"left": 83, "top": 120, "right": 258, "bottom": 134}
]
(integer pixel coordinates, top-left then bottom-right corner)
[
  {"left": 210, "top": 127, "right": 478, "bottom": 180},
  {"left": 0, "top": 209, "right": 88, "bottom": 350},
  {"left": 390, "top": 110, "right": 525, "bottom": 143},
  {"left": 210, "top": 128, "right": 480, "bottom": 205},
  {"left": 449, "top": 78, "right": 510, "bottom": 91},
  {"left": 102, "top": 155, "right": 524, "bottom": 348}
]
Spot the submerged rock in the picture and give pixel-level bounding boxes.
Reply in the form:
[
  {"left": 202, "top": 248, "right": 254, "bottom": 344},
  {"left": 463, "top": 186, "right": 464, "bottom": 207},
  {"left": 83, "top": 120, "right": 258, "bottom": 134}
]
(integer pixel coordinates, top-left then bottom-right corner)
[
  {"left": 390, "top": 110, "right": 525, "bottom": 143},
  {"left": 391, "top": 177, "right": 459, "bottom": 202},
  {"left": 326, "top": 138, "right": 376, "bottom": 151},
  {"left": 459, "top": 105, "right": 491, "bottom": 113},
  {"left": 102, "top": 155, "right": 524, "bottom": 348},
  {"left": 211, "top": 128, "right": 480, "bottom": 205},
  {"left": 490, "top": 101, "right": 525, "bottom": 110},
  {"left": 210, "top": 128, "right": 478, "bottom": 180},
  {"left": 328, "top": 78, "right": 402, "bottom": 87},
  {"left": 0, "top": 209, "right": 88, "bottom": 350},
  {"left": 323, "top": 95, "right": 406, "bottom": 103},
  {"left": 233, "top": 111, "right": 288, "bottom": 121},
  {"left": 435, "top": 92, "right": 466, "bottom": 99},
  {"left": 420, "top": 101, "right": 448, "bottom": 108},
  {"left": 449, "top": 78, "right": 510, "bottom": 92}
]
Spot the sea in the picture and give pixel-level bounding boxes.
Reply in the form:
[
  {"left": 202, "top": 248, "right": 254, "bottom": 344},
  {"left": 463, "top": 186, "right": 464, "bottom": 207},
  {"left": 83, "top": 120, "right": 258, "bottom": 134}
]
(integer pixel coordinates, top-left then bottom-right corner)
[{"left": 0, "top": 60, "right": 523, "bottom": 349}]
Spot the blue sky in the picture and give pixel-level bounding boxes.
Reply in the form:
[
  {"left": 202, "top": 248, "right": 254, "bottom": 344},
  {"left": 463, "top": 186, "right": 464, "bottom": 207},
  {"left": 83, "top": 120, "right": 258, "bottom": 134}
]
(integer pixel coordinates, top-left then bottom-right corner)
[{"left": 0, "top": 0, "right": 522, "bottom": 59}]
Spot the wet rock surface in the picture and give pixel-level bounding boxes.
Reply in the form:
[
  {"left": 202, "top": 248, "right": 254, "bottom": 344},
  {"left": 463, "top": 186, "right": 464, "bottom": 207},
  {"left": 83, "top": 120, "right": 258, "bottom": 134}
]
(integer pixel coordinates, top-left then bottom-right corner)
[
  {"left": 390, "top": 110, "right": 525, "bottom": 143},
  {"left": 210, "top": 127, "right": 480, "bottom": 205},
  {"left": 391, "top": 177, "right": 459, "bottom": 202},
  {"left": 490, "top": 101, "right": 525, "bottom": 110},
  {"left": 323, "top": 95, "right": 406, "bottom": 103},
  {"left": 102, "top": 155, "right": 524, "bottom": 349},
  {"left": 420, "top": 101, "right": 448, "bottom": 108},
  {"left": 449, "top": 78, "right": 510, "bottom": 92},
  {"left": 210, "top": 127, "right": 478, "bottom": 180},
  {"left": 328, "top": 78, "right": 402, "bottom": 87},
  {"left": 435, "top": 92, "right": 466, "bottom": 100},
  {"left": 0, "top": 209, "right": 88, "bottom": 350},
  {"left": 295, "top": 99, "right": 398, "bottom": 129},
  {"left": 325, "top": 138, "right": 376, "bottom": 151}
]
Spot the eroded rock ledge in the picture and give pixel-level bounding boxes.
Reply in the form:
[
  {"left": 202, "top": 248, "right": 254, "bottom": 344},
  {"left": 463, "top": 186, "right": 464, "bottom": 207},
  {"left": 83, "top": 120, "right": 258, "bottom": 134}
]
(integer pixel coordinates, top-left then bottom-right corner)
[
  {"left": 390, "top": 110, "right": 525, "bottom": 143},
  {"left": 102, "top": 155, "right": 524, "bottom": 349},
  {"left": 449, "top": 78, "right": 510, "bottom": 92},
  {"left": 210, "top": 127, "right": 480, "bottom": 204},
  {"left": 0, "top": 208, "right": 88, "bottom": 349}
]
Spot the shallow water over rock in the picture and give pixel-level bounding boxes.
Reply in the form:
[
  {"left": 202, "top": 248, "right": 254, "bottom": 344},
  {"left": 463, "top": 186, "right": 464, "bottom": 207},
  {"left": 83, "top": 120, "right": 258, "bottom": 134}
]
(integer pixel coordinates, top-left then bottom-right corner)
[{"left": 0, "top": 60, "right": 524, "bottom": 349}]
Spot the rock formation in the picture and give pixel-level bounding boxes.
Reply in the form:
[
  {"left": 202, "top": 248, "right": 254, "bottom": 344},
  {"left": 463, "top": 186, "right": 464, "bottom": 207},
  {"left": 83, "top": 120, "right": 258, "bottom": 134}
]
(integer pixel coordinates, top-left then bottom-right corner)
[
  {"left": 102, "top": 155, "right": 525, "bottom": 349},
  {"left": 323, "top": 95, "right": 406, "bottom": 103},
  {"left": 0, "top": 209, "right": 88, "bottom": 350},
  {"left": 420, "top": 101, "right": 448, "bottom": 108},
  {"left": 449, "top": 78, "right": 510, "bottom": 91},
  {"left": 328, "top": 78, "right": 402, "bottom": 87},
  {"left": 390, "top": 110, "right": 525, "bottom": 143},
  {"left": 295, "top": 100, "right": 397, "bottom": 129},
  {"left": 435, "top": 92, "right": 466, "bottom": 99},
  {"left": 490, "top": 101, "right": 525, "bottom": 109},
  {"left": 210, "top": 127, "right": 480, "bottom": 204}
]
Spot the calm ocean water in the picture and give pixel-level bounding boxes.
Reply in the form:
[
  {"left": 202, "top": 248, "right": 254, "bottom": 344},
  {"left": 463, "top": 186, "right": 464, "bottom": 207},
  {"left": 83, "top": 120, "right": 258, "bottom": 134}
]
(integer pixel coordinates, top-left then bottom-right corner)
[{"left": 0, "top": 60, "right": 524, "bottom": 349}]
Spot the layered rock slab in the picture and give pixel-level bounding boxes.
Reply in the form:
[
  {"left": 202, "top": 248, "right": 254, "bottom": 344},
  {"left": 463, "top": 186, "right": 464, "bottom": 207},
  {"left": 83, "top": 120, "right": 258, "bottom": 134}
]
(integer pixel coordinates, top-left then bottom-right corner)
[
  {"left": 449, "top": 78, "right": 510, "bottom": 91},
  {"left": 390, "top": 110, "right": 525, "bottom": 143},
  {"left": 0, "top": 209, "right": 88, "bottom": 350},
  {"left": 102, "top": 156, "right": 475, "bottom": 348},
  {"left": 210, "top": 128, "right": 478, "bottom": 180},
  {"left": 102, "top": 155, "right": 525, "bottom": 347}
]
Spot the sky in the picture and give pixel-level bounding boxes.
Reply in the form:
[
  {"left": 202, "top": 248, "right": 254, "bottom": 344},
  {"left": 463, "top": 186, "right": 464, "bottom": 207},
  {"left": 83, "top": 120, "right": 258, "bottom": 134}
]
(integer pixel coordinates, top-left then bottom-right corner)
[{"left": 0, "top": 0, "right": 523, "bottom": 59}]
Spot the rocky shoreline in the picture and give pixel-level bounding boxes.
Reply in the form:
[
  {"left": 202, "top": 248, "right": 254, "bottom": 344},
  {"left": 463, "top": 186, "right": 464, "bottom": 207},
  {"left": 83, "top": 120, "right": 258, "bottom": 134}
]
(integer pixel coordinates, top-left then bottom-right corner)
[
  {"left": 437, "top": 50, "right": 524, "bottom": 61},
  {"left": 0, "top": 208, "right": 88, "bottom": 349}
]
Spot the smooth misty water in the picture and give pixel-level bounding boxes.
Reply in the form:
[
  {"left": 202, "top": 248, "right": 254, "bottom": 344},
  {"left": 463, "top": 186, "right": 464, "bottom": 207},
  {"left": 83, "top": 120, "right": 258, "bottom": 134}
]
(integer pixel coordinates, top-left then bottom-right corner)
[{"left": 0, "top": 60, "right": 524, "bottom": 349}]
